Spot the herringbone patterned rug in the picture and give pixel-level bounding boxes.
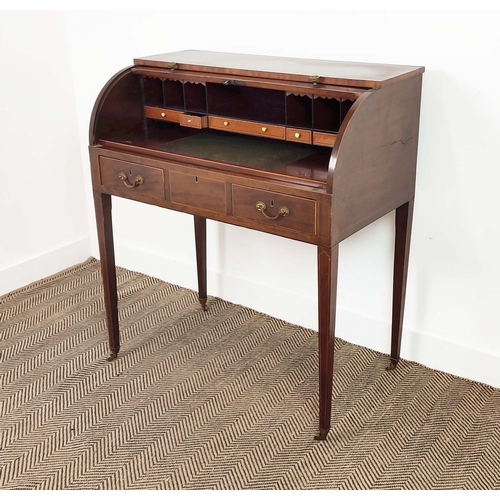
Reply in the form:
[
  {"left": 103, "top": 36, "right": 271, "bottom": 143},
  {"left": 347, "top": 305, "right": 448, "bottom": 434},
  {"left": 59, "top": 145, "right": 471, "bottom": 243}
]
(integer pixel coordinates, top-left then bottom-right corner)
[{"left": 1, "top": 258, "right": 499, "bottom": 490}]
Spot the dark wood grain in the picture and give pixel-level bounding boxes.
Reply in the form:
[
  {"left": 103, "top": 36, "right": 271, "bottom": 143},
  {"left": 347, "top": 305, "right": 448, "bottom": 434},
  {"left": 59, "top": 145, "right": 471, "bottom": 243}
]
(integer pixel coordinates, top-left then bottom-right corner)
[
  {"left": 194, "top": 215, "right": 207, "bottom": 311},
  {"left": 93, "top": 192, "right": 120, "bottom": 361},
  {"left": 330, "top": 75, "right": 422, "bottom": 245},
  {"left": 231, "top": 185, "right": 317, "bottom": 236},
  {"left": 99, "top": 138, "right": 330, "bottom": 189},
  {"left": 100, "top": 156, "right": 165, "bottom": 200},
  {"left": 90, "top": 50, "right": 424, "bottom": 440},
  {"left": 170, "top": 171, "right": 227, "bottom": 214},
  {"left": 132, "top": 67, "right": 366, "bottom": 100},
  {"left": 94, "top": 148, "right": 331, "bottom": 246},
  {"left": 315, "top": 245, "right": 339, "bottom": 440},
  {"left": 133, "top": 50, "right": 424, "bottom": 89},
  {"left": 89, "top": 67, "right": 143, "bottom": 146},
  {"left": 388, "top": 199, "right": 414, "bottom": 370}
]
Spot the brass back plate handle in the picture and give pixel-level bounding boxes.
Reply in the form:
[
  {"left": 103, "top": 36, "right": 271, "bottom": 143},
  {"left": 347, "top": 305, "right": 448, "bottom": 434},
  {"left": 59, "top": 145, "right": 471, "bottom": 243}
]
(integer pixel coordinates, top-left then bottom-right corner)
[
  {"left": 118, "top": 172, "right": 144, "bottom": 188},
  {"left": 255, "top": 201, "right": 290, "bottom": 220},
  {"left": 310, "top": 75, "right": 320, "bottom": 86}
]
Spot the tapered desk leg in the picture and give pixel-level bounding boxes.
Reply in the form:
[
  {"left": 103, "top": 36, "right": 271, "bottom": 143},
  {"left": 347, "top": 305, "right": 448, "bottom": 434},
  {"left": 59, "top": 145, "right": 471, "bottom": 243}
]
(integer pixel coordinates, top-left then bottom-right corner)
[
  {"left": 93, "top": 192, "right": 120, "bottom": 361},
  {"left": 387, "top": 199, "right": 414, "bottom": 371},
  {"left": 194, "top": 215, "right": 207, "bottom": 311},
  {"left": 315, "top": 245, "right": 339, "bottom": 440}
]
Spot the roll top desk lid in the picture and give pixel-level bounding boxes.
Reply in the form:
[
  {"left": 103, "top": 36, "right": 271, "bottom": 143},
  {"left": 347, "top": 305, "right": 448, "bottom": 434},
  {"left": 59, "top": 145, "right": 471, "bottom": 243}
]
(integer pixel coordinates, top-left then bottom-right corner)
[{"left": 133, "top": 50, "right": 425, "bottom": 89}]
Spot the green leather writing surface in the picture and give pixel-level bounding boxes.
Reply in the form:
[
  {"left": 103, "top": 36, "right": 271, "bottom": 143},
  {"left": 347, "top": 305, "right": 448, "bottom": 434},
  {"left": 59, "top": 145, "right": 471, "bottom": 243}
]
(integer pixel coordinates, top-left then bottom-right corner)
[{"left": 158, "top": 131, "right": 316, "bottom": 170}]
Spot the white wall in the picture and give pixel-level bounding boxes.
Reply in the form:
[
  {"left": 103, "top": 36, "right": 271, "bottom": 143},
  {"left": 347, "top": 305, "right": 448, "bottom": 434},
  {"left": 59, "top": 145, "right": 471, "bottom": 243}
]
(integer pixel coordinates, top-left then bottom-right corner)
[
  {"left": 0, "top": 11, "right": 90, "bottom": 295},
  {"left": 4, "top": 9, "right": 500, "bottom": 387}
]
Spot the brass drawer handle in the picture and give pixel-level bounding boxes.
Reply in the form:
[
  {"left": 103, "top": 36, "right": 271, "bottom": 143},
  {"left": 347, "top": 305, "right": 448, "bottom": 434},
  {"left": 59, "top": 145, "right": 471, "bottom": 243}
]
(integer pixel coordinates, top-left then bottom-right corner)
[
  {"left": 255, "top": 201, "right": 290, "bottom": 220},
  {"left": 118, "top": 172, "right": 144, "bottom": 188}
]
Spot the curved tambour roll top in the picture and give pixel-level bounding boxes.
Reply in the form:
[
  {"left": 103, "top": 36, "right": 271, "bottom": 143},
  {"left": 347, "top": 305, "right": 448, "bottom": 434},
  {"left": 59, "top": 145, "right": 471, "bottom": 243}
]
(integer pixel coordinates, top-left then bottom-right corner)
[{"left": 89, "top": 67, "right": 143, "bottom": 146}]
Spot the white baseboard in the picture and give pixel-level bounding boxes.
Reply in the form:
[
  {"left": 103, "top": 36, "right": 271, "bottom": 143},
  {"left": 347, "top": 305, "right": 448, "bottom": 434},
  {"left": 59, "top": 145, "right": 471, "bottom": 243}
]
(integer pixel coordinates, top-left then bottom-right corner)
[
  {"left": 103, "top": 241, "right": 499, "bottom": 389},
  {"left": 336, "top": 307, "right": 500, "bottom": 389},
  {"left": 0, "top": 237, "right": 91, "bottom": 296}
]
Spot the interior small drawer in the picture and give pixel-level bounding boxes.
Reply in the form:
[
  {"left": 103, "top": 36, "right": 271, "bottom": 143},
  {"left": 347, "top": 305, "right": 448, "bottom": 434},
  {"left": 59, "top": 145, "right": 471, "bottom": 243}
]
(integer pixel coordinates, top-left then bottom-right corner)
[
  {"left": 313, "top": 131, "right": 337, "bottom": 147},
  {"left": 179, "top": 113, "right": 208, "bottom": 129},
  {"left": 170, "top": 171, "right": 226, "bottom": 214},
  {"left": 286, "top": 128, "right": 312, "bottom": 144},
  {"left": 144, "top": 105, "right": 183, "bottom": 123},
  {"left": 99, "top": 157, "right": 165, "bottom": 199},
  {"left": 209, "top": 116, "right": 285, "bottom": 140},
  {"left": 232, "top": 185, "right": 316, "bottom": 235}
]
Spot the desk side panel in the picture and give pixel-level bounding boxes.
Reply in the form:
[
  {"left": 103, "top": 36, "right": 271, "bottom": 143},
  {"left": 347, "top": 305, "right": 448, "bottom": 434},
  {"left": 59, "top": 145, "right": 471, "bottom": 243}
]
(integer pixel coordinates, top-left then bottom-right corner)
[{"left": 329, "top": 75, "right": 423, "bottom": 245}]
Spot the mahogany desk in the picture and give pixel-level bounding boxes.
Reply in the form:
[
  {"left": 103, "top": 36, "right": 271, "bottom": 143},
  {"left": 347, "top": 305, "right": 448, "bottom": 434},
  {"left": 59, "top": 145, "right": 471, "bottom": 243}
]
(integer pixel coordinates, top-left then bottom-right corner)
[{"left": 89, "top": 50, "right": 424, "bottom": 440}]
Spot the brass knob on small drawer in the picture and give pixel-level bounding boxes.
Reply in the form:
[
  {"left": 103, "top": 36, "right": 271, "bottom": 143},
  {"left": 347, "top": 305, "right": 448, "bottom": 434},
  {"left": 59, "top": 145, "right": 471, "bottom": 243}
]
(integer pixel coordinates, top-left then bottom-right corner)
[
  {"left": 118, "top": 172, "right": 144, "bottom": 188},
  {"left": 294, "top": 132, "right": 300, "bottom": 138},
  {"left": 161, "top": 112, "right": 166, "bottom": 117},
  {"left": 223, "top": 121, "right": 229, "bottom": 126},
  {"left": 187, "top": 119, "right": 192, "bottom": 123},
  {"left": 261, "top": 127, "right": 267, "bottom": 132}
]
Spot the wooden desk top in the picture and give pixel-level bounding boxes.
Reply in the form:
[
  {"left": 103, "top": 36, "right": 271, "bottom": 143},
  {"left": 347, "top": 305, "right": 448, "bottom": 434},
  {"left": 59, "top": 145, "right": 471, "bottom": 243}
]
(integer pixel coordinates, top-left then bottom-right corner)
[{"left": 134, "top": 50, "right": 425, "bottom": 89}]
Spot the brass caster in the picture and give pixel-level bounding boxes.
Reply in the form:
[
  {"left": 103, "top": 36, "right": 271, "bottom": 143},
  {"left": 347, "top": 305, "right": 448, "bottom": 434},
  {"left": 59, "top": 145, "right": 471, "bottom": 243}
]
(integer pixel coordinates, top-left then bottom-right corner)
[
  {"left": 107, "top": 353, "right": 118, "bottom": 362},
  {"left": 386, "top": 362, "right": 397, "bottom": 371},
  {"left": 199, "top": 298, "right": 207, "bottom": 311},
  {"left": 314, "top": 428, "right": 329, "bottom": 441}
]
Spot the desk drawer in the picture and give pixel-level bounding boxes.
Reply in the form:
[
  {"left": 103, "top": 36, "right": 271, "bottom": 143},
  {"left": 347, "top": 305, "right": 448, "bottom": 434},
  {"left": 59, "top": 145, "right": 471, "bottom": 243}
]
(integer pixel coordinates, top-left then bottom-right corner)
[
  {"left": 209, "top": 116, "right": 285, "bottom": 140},
  {"left": 179, "top": 113, "right": 208, "bottom": 129},
  {"left": 313, "top": 131, "right": 337, "bottom": 147},
  {"left": 144, "top": 105, "right": 183, "bottom": 123},
  {"left": 170, "top": 171, "right": 226, "bottom": 214},
  {"left": 286, "top": 128, "right": 312, "bottom": 144},
  {"left": 99, "top": 157, "right": 165, "bottom": 199},
  {"left": 232, "top": 185, "right": 316, "bottom": 234}
]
